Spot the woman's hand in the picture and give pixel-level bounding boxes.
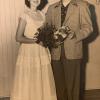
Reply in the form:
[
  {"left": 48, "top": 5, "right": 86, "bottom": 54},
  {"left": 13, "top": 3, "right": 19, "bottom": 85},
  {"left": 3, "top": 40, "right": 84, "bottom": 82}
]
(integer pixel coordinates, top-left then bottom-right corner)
[{"left": 33, "top": 32, "right": 39, "bottom": 42}]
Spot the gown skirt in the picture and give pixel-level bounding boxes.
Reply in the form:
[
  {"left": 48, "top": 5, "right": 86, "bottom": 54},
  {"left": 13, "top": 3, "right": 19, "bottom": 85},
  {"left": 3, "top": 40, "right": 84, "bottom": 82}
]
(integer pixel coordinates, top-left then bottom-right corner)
[{"left": 10, "top": 43, "right": 57, "bottom": 100}]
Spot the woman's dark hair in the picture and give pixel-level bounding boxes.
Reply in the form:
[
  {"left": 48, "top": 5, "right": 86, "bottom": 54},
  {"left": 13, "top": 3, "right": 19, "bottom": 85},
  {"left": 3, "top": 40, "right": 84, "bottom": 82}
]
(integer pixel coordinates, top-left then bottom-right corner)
[
  {"left": 37, "top": 0, "right": 48, "bottom": 10},
  {"left": 25, "top": 0, "right": 31, "bottom": 8},
  {"left": 25, "top": 0, "right": 48, "bottom": 10}
]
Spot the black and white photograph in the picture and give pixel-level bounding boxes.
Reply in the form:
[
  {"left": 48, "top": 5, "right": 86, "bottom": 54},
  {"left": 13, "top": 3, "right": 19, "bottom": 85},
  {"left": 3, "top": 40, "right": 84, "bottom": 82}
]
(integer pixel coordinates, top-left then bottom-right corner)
[{"left": 0, "top": 0, "right": 100, "bottom": 100}]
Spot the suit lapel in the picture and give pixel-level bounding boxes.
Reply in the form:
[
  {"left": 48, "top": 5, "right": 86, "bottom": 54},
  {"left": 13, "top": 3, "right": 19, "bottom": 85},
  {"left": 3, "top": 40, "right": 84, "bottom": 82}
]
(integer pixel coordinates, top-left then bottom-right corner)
[
  {"left": 63, "top": 1, "right": 77, "bottom": 26},
  {"left": 63, "top": 3, "right": 74, "bottom": 25},
  {"left": 54, "top": 1, "right": 61, "bottom": 28},
  {"left": 53, "top": 1, "right": 78, "bottom": 27}
]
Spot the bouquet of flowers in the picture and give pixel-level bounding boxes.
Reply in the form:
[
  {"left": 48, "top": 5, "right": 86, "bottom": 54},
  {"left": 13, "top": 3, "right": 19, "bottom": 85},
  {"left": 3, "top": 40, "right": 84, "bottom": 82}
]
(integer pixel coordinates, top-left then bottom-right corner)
[
  {"left": 36, "top": 24, "right": 71, "bottom": 48},
  {"left": 36, "top": 24, "right": 57, "bottom": 48}
]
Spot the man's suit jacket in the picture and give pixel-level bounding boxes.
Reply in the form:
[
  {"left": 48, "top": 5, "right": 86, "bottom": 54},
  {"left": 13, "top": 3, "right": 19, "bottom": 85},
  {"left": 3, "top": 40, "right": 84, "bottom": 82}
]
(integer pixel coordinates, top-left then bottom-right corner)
[{"left": 45, "top": 0, "right": 93, "bottom": 60}]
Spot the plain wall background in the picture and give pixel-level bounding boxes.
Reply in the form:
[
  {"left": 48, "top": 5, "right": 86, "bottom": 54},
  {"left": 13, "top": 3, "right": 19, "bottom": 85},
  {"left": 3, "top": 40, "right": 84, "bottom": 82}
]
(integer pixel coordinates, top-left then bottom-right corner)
[{"left": 0, "top": 0, "right": 100, "bottom": 97}]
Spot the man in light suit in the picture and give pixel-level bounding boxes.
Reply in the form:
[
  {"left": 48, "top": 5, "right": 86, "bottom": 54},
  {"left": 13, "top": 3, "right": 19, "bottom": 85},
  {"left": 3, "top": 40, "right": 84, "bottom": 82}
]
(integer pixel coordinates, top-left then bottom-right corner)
[{"left": 45, "top": 0, "right": 93, "bottom": 100}]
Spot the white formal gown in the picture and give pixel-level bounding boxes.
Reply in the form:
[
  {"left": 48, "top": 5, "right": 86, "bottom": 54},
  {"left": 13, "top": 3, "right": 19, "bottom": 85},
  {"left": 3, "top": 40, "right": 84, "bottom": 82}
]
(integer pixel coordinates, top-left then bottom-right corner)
[{"left": 10, "top": 9, "right": 57, "bottom": 100}]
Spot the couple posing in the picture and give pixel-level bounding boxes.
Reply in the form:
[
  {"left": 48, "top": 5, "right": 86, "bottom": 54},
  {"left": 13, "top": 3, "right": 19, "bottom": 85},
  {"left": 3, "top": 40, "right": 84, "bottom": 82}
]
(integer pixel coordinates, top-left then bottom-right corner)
[{"left": 10, "top": 0, "right": 93, "bottom": 100}]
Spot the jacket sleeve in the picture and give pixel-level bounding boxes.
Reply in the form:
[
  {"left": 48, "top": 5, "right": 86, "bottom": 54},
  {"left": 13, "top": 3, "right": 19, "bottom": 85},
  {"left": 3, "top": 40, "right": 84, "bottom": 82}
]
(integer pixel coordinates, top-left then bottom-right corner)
[
  {"left": 75, "top": 2, "right": 93, "bottom": 42},
  {"left": 42, "top": 5, "right": 52, "bottom": 28},
  {"left": 39, "top": 5, "right": 52, "bottom": 30}
]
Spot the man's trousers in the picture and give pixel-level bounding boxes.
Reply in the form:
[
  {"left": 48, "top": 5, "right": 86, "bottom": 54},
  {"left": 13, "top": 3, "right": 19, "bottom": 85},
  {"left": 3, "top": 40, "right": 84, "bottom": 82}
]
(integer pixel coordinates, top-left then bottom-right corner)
[{"left": 51, "top": 45, "right": 81, "bottom": 100}]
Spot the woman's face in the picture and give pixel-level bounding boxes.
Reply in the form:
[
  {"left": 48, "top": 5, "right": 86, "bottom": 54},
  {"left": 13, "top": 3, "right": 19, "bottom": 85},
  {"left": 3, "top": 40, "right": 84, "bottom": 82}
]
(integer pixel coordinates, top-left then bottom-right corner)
[{"left": 29, "top": 0, "right": 39, "bottom": 10}]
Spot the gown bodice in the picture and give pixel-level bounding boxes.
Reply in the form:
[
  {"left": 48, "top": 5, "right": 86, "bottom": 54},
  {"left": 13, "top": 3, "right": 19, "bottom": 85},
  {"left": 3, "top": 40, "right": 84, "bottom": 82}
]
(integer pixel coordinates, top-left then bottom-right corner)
[{"left": 20, "top": 10, "right": 45, "bottom": 39}]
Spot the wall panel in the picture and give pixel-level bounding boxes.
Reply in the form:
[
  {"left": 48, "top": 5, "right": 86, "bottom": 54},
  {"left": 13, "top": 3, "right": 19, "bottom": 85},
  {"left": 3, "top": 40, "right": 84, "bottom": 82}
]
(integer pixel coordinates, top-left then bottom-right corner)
[{"left": 0, "top": 0, "right": 24, "bottom": 96}]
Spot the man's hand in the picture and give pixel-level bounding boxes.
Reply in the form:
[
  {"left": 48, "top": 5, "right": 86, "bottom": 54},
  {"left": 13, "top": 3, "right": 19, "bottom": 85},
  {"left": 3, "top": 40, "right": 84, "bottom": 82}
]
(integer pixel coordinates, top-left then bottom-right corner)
[{"left": 67, "top": 30, "right": 76, "bottom": 39}]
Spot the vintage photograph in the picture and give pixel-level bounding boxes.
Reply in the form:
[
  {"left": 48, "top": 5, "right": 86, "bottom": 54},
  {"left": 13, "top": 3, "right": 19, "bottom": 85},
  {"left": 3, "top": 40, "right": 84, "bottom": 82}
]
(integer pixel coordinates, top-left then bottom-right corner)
[{"left": 0, "top": 0, "right": 100, "bottom": 100}]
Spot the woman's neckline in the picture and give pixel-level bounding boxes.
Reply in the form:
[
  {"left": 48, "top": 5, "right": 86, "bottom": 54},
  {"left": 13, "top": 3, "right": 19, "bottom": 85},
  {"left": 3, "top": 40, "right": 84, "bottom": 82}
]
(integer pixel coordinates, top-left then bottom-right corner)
[{"left": 24, "top": 7, "right": 45, "bottom": 22}]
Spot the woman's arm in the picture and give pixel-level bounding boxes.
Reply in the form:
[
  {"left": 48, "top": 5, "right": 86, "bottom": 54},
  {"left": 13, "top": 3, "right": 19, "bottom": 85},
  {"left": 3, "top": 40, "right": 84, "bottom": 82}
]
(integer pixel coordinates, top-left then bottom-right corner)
[{"left": 16, "top": 18, "right": 37, "bottom": 44}]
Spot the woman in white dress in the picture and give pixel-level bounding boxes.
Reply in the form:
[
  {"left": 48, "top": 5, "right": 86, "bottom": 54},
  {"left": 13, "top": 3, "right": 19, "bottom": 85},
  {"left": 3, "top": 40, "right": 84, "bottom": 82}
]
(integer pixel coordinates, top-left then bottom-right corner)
[{"left": 10, "top": 0, "right": 57, "bottom": 100}]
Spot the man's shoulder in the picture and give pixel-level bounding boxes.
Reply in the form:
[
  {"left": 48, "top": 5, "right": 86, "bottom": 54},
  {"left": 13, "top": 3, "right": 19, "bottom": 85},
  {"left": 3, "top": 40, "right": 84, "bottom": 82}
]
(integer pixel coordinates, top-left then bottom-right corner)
[
  {"left": 48, "top": 1, "right": 60, "bottom": 9},
  {"left": 76, "top": 1, "right": 89, "bottom": 7}
]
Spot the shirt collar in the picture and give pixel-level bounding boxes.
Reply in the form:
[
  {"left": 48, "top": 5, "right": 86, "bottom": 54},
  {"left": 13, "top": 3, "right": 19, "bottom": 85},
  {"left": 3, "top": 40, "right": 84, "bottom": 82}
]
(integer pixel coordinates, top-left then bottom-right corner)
[{"left": 55, "top": 0, "right": 78, "bottom": 8}]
